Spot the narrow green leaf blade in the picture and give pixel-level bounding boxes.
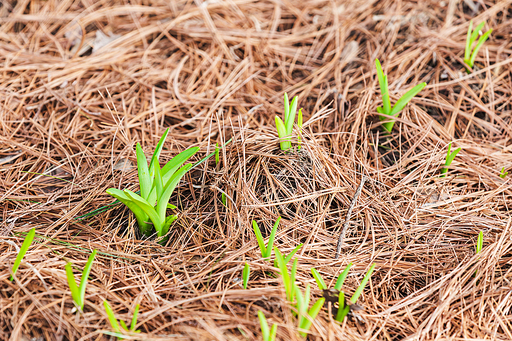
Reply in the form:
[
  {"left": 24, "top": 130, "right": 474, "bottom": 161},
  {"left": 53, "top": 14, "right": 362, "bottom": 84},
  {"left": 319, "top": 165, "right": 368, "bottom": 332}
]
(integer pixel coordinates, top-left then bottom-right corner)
[
  {"left": 258, "top": 311, "right": 270, "bottom": 341},
  {"left": 156, "top": 164, "right": 193, "bottom": 227},
  {"left": 130, "top": 304, "right": 140, "bottom": 331},
  {"left": 283, "top": 93, "right": 290, "bottom": 122},
  {"left": 10, "top": 227, "right": 36, "bottom": 281},
  {"left": 148, "top": 128, "right": 169, "bottom": 178},
  {"left": 375, "top": 59, "right": 391, "bottom": 115},
  {"left": 65, "top": 263, "right": 81, "bottom": 309},
  {"left": 103, "top": 300, "right": 121, "bottom": 333},
  {"left": 476, "top": 231, "right": 483, "bottom": 254},
  {"left": 389, "top": 82, "right": 426, "bottom": 117},
  {"left": 136, "top": 143, "right": 151, "bottom": 200},
  {"left": 311, "top": 268, "right": 327, "bottom": 290},
  {"left": 283, "top": 243, "right": 303, "bottom": 264},
  {"left": 160, "top": 147, "right": 199, "bottom": 186},
  {"left": 350, "top": 263, "right": 376, "bottom": 303},
  {"left": 470, "top": 28, "right": 492, "bottom": 67},
  {"left": 125, "top": 190, "right": 163, "bottom": 231},
  {"left": 299, "top": 297, "right": 325, "bottom": 337},
  {"left": 464, "top": 20, "right": 473, "bottom": 62},
  {"left": 252, "top": 220, "right": 267, "bottom": 259},
  {"left": 334, "top": 262, "right": 352, "bottom": 291},
  {"left": 242, "top": 262, "right": 250, "bottom": 289},
  {"left": 79, "top": 249, "right": 97, "bottom": 308},
  {"left": 285, "top": 96, "right": 298, "bottom": 135},
  {"left": 265, "top": 217, "right": 280, "bottom": 259}
]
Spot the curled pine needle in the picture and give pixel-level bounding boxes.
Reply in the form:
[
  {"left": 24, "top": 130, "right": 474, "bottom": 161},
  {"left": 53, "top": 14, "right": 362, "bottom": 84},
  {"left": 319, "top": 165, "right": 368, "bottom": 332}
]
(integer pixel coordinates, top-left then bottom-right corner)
[{"left": 10, "top": 227, "right": 36, "bottom": 281}]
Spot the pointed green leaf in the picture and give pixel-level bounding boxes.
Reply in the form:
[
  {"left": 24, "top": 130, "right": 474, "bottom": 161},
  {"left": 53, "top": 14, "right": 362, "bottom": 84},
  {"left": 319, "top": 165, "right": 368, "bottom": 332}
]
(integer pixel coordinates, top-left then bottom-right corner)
[
  {"left": 469, "top": 28, "right": 492, "bottom": 68},
  {"left": 311, "top": 268, "right": 327, "bottom": 290},
  {"left": 106, "top": 188, "right": 151, "bottom": 235},
  {"left": 464, "top": 20, "right": 473, "bottom": 62},
  {"left": 10, "top": 227, "right": 36, "bottom": 281},
  {"left": 334, "top": 262, "right": 352, "bottom": 291},
  {"left": 252, "top": 220, "right": 267, "bottom": 259},
  {"left": 148, "top": 128, "right": 169, "bottom": 178},
  {"left": 120, "top": 320, "right": 129, "bottom": 331},
  {"left": 65, "top": 262, "right": 81, "bottom": 309},
  {"left": 389, "top": 82, "right": 426, "bottom": 117},
  {"left": 284, "top": 93, "right": 290, "bottom": 122},
  {"left": 154, "top": 161, "right": 163, "bottom": 198},
  {"left": 258, "top": 311, "right": 270, "bottom": 341},
  {"left": 242, "top": 262, "right": 250, "bottom": 289},
  {"left": 375, "top": 59, "right": 391, "bottom": 115},
  {"left": 269, "top": 323, "right": 277, "bottom": 341},
  {"left": 124, "top": 190, "right": 163, "bottom": 231},
  {"left": 285, "top": 96, "right": 298, "bottom": 135},
  {"left": 265, "top": 217, "right": 280, "bottom": 259},
  {"left": 335, "top": 291, "right": 346, "bottom": 322},
  {"left": 476, "top": 231, "right": 483, "bottom": 254},
  {"left": 283, "top": 243, "right": 302, "bottom": 264},
  {"left": 350, "top": 263, "right": 375, "bottom": 303},
  {"left": 103, "top": 300, "right": 121, "bottom": 333},
  {"left": 156, "top": 164, "right": 193, "bottom": 225},
  {"left": 299, "top": 297, "right": 325, "bottom": 337},
  {"left": 160, "top": 147, "right": 199, "bottom": 188},
  {"left": 136, "top": 143, "right": 151, "bottom": 200},
  {"left": 79, "top": 249, "right": 97, "bottom": 309},
  {"left": 130, "top": 304, "right": 140, "bottom": 331}
]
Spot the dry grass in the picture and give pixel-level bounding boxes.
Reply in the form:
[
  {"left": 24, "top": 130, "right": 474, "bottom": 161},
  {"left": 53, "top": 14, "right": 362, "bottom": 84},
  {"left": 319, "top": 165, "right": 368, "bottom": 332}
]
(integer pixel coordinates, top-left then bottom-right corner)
[{"left": 1, "top": 0, "right": 512, "bottom": 340}]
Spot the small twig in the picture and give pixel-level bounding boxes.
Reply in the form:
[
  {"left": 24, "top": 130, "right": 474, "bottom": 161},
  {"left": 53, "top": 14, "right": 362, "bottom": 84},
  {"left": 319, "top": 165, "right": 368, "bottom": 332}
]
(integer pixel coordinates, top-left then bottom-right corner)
[{"left": 335, "top": 176, "right": 366, "bottom": 259}]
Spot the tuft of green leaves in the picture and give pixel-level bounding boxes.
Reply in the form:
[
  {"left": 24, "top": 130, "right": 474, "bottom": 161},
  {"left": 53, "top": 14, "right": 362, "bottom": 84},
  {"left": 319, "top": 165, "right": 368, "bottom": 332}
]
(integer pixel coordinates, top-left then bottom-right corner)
[
  {"left": 274, "top": 247, "right": 297, "bottom": 303},
  {"left": 441, "top": 142, "right": 461, "bottom": 177},
  {"left": 10, "top": 227, "right": 36, "bottom": 281},
  {"left": 253, "top": 217, "right": 280, "bottom": 260},
  {"left": 258, "top": 311, "right": 277, "bottom": 341},
  {"left": 103, "top": 300, "right": 141, "bottom": 339},
  {"left": 295, "top": 283, "right": 325, "bottom": 337},
  {"left": 106, "top": 128, "right": 198, "bottom": 241},
  {"left": 464, "top": 20, "right": 492, "bottom": 72},
  {"left": 242, "top": 262, "right": 250, "bottom": 289},
  {"left": 375, "top": 59, "right": 426, "bottom": 133},
  {"left": 65, "top": 249, "right": 97, "bottom": 312},
  {"left": 500, "top": 167, "right": 508, "bottom": 179},
  {"left": 275, "top": 93, "right": 303, "bottom": 151}
]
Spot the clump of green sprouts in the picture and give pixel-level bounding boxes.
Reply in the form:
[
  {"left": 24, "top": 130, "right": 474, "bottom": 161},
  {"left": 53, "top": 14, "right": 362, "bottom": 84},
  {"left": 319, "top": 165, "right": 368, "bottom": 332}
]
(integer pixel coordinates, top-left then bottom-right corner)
[
  {"left": 258, "top": 311, "right": 277, "bottom": 341},
  {"left": 375, "top": 59, "right": 426, "bottom": 133},
  {"left": 464, "top": 20, "right": 492, "bottom": 72},
  {"left": 106, "top": 128, "right": 198, "bottom": 241},
  {"left": 441, "top": 142, "right": 461, "bottom": 177},
  {"left": 500, "top": 167, "right": 508, "bottom": 179},
  {"left": 103, "top": 300, "right": 141, "bottom": 339},
  {"left": 275, "top": 93, "right": 303, "bottom": 151}
]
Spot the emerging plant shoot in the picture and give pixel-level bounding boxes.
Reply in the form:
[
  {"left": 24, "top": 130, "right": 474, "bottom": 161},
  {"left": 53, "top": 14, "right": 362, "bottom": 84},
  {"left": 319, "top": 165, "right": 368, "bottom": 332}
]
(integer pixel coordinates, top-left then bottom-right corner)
[
  {"left": 464, "top": 20, "right": 492, "bottom": 72},
  {"left": 275, "top": 93, "right": 303, "bottom": 151}
]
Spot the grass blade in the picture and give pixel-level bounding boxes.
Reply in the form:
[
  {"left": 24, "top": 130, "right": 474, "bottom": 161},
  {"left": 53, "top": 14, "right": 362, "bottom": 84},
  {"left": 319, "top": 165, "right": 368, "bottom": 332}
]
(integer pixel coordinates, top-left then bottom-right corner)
[
  {"left": 299, "top": 297, "right": 325, "bottom": 337},
  {"left": 350, "top": 263, "right": 375, "bottom": 303},
  {"left": 334, "top": 291, "right": 346, "bottom": 322},
  {"left": 464, "top": 20, "right": 473, "bottom": 62},
  {"left": 283, "top": 243, "right": 302, "bottom": 264},
  {"left": 476, "top": 231, "right": 483, "bottom": 254},
  {"left": 334, "top": 262, "right": 352, "bottom": 291},
  {"left": 469, "top": 28, "right": 492, "bottom": 68},
  {"left": 284, "top": 93, "right": 290, "bottom": 123},
  {"left": 135, "top": 143, "right": 151, "bottom": 200},
  {"left": 242, "top": 262, "right": 250, "bottom": 289},
  {"left": 258, "top": 311, "right": 270, "bottom": 341},
  {"left": 311, "top": 268, "right": 327, "bottom": 290},
  {"left": 252, "top": 220, "right": 267, "bottom": 259},
  {"left": 265, "top": 217, "right": 280, "bottom": 259},
  {"left": 65, "top": 263, "right": 81, "bottom": 309},
  {"left": 285, "top": 96, "right": 298, "bottom": 135},
  {"left": 160, "top": 147, "right": 199, "bottom": 187},
  {"left": 130, "top": 304, "right": 140, "bottom": 331},
  {"left": 103, "top": 300, "right": 121, "bottom": 333},
  {"left": 79, "top": 249, "right": 97, "bottom": 309},
  {"left": 375, "top": 59, "right": 390, "bottom": 115},
  {"left": 389, "top": 82, "right": 426, "bottom": 117},
  {"left": 10, "top": 227, "right": 36, "bottom": 281},
  {"left": 156, "top": 164, "right": 193, "bottom": 224},
  {"left": 148, "top": 128, "right": 169, "bottom": 177}
]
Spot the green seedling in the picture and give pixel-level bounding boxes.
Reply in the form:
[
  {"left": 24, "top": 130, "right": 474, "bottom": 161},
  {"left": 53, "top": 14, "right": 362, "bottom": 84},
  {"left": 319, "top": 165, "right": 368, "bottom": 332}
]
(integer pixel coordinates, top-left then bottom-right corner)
[
  {"left": 9, "top": 227, "right": 36, "bottom": 281},
  {"left": 375, "top": 59, "right": 426, "bottom": 133},
  {"left": 275, "top": 93, "right": 303, "bottom": 151},
  {"left": 253, "top": 217, "right": 280, "bottom": 261},
  {"left": 464, "top": 20, "right": 492, "bottom": 72},
  {"left": 476, "top": 231, "right": 483, "bottom": 255},
  {"left": 107, "top": 128, "right": 199, "bottom": 241},
  {"left": 215, "top": 143, "right": 220, "bottom": 165},
  {"left": 103, "top": 300, "right": 141, "bottom": 338},
  {"left": 500, "top": 167, "right": 508, "bottom": 179},
  {"left": 258, "top": 311, "right": 277, "bottom": 341},
  {"left": 273, "top": 243, "right": 303, "bottom": 268},
  {"left": 441, "top": 142, "right": 461, "bottom": 177},
  {"left": 336, "top": 263, "right": 375, "bottom": 323},
  {"left": 65, "top": 249, "right": 97, "bottom": 311},
  {"left": 242, "top": 262, "right": 250, "bottom": 289},
  {"left": 294, "top": 283, "right": 325, "bottom": 338},
  {"left": 274, "top": 247, "right": 297, "bottom": 302},
  {"left": 311, "top": 262, "right": 352, "bottom": 292},
  {"left": 221, "top": 192, "right": 227, "bottom": 207}
]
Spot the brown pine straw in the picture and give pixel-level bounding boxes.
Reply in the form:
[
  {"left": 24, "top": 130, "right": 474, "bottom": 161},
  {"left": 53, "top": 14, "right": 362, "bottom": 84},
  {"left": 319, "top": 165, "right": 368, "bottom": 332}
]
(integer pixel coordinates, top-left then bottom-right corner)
[{"left": 1, "top": 0, "right": 512, "bottom": 340}]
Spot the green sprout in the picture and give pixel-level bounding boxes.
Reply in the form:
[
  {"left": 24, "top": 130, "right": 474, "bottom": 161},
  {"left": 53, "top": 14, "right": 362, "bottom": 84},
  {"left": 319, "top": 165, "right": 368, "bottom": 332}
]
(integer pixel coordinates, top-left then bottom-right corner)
[
  {"left": 476, "top": 231, "right": 483, "bottom": 255},
  {"left": 464, "top": 20, "right": 492, "bottom": 72},
  {"left": 375, "top": 59, "right": 426, "bottom": 133},
  {"left": 258, "top": 311, "right": 277, "bottom": 341},
  {"left": 311, "top": 263, "right": 374, "bottom": 323},
  {"left": 221, "top": 192, "right": 227, "bottom": 207},
  {"left": 10, "top": 227, "right": 36, "bottom": 281},
  {"left": 274, "top": 247, "right": 297, "bottom": 302},
  {"left": 441, "top": 142, "right": 461, "bottom": 177},
  {"left": 103, "top": 300, "right": 141, "bottom": 338},
  {"left": 294, "top": 283, "right": 325, "bottom": 338},
  {"left": 275, "top": 93, "right": 303, "bottom": 151},
  {"left": 500, "top": 167, "right": 508, "bottom": 179},
  {"left": 242, "top": 262, "right": 250, "bottom": 289},
  {"left": 215, "top": 143, "right": 220, "bottom": 166},
  {"left": 253, "top": 217, "right": 280, "bottom": 261},
  {"left": 106, "top": 128, "right": 198, "bottom": 241},
  {"left": 65, "top": 249, "right": 97, "bottom": 312}
]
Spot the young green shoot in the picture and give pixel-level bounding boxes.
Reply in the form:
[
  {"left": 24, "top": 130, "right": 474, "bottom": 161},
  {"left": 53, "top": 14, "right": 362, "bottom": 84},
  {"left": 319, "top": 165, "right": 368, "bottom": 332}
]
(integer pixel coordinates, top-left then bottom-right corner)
[
  {"left": 274, "top": 247, "right": 297, "bottom": 302},
  {"left": 253, "top": 217, "right": 280, "bottom": 261},
  {"left": 106, "top": 128, "right": 199, "bottom": 241},
  {"left": 464, "top": 20, "right": 492, "bottom": 72},
  {"left": 242, "top": 262, "right": 250, "bottom": 289},
  {"left": 258, "top": 311, "right": 277, "bottom": 341},
  {"left": 476, "top": 231, "right": 483, "bottom": 255},
  {"left": 275, "top": 93, "right": 303, "bottom": 151},
  {"left": 294, "top": 283, "right": 325, "bottom": 338},
  {"left": 500, "top": 167, "right": 508, "bottom": 179},
  {"left": 103, "top": 300, "right": 141, "bottom": 338},
  {"left": 375, "top": 59, "right": 426, "bottom": 133},
  {"left": 65, "top": 249, "right": 97, "bottom": 312},
  {"left": 311, "top": 268, "right": 327, "bottom": 290},
  {"left": 441, "top": 142, "right": 461, "bottom": 177},
  {"left": 221, "top": 192, "right": 227, "bottom": 207},
  {"left": 273, "top": 243, "right": 303, "bottom": 268},
  {"left": 336, "top": 263, "right": 376, "bottom": 323},
  {"left": 215, "top": 142, "right": 220, "bottom": 165},
  {"left": 10, "top": 227, "right": 36, "bottom": 281}
]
